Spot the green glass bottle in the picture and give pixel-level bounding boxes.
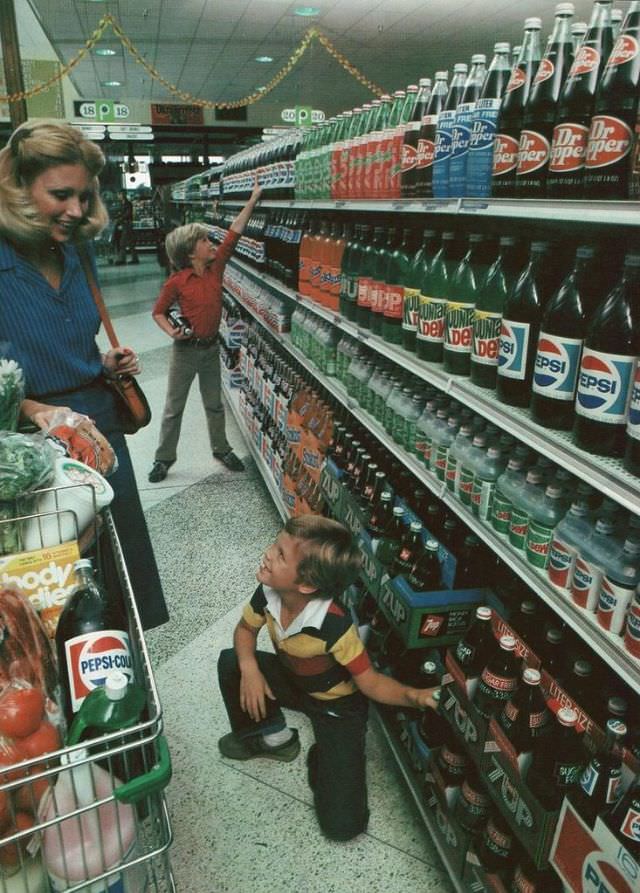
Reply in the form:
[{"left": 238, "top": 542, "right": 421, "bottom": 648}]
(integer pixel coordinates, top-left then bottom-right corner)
[
  {"left": 416, "top": 232, "right": 465, "bottom": 364},
  {"left": 383, "top": 227, "right": 413, "bottom": 345},
  {"left": 443, "top": 234, "right": 494, "bottom": 377},
  {"left": 403, "top": 228, "right": 440, "bottom": 353}
]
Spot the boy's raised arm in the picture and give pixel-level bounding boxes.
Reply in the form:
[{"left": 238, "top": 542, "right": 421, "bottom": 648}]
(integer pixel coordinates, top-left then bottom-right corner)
[{"left": 230, "top": 178, "right": 263, "bottom": 235}]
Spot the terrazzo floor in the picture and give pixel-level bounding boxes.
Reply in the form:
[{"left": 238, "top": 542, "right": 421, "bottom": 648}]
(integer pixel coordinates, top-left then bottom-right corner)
[{"left": 98, "top": 253, "right": 453, "bottom": 893}]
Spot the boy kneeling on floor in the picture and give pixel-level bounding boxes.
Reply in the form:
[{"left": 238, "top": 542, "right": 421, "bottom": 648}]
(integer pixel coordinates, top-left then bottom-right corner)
[{"left": 217, "top": 514, "right": 439, "bottom": 842}]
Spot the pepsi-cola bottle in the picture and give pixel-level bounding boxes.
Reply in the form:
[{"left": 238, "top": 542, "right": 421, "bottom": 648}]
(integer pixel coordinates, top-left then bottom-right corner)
[
  {"left": 492, "top": 18, "right": 543, "bottom": 196},
  {"left": 497, "top": 241, "right": 552, "bottom": 408},
  {"left": 466, "top": 42, "right": 512, "bottom": 197},
  {"left": 516, "top": 3, "right": 575, "bottom": 197},
  {"left": 547, "top": 0, "right": 614, "bottom": 196},
  {"left": 570, "top": 718, "right": 626, "bottom": 828},
  {"left": 584, "top": 1, "right": 640, "bottom": 198},
  {"left": 574, "top": 252, "right": 640, "bottom": 457},
  {"left": 55, "top": 559, "right": 133, "bottom": 725},
  {"left": 531, "top": 245, "right": 598, "bottom": 430},
  {"left": 604, "top": 775, "right": 640, "bottom": 858}
]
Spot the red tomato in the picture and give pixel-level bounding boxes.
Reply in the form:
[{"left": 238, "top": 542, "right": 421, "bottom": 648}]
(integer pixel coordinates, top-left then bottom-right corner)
[
  {"left": 0, "top": 688, "right": 45, "bottom": 739},
  {"left": 0, "top": 739, "right": 28, "bottom": 783},
  {"left": 0, "top": 811, "right": 34, "bottom": 868},
  {"left": 17, "top": 721, "right": 60, "bottom": 763},
  {"left": 14, "top": 777, "right": 49, "bottom": 812}
]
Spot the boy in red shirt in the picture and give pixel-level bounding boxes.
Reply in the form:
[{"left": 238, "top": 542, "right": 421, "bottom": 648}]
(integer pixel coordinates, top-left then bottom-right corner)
[
  {"left": 148, "top": 182, "right": 262, "bottom": 482},
  {"left": 218, "top": 515, "right": 439, "bottom": 842}
]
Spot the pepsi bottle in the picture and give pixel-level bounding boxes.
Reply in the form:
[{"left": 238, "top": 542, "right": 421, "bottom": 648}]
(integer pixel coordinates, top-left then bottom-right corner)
[
  {"left": 516, "top": 3, "right": 575, "bottom": 197},
  {"left": 55, "top": 559, "right": 133, "bottom": 726},
  {"left": 574, "top": 252, "right": 640, "bottom": 457},
  {"left": 547, "top": 0, "right": 614, "bottom": 196},
  {"left": 531, "top": 245, "right": 598, "bottom": 430},
  {"left": 497, "top": 241, "right": 552, "bottom": 408}
]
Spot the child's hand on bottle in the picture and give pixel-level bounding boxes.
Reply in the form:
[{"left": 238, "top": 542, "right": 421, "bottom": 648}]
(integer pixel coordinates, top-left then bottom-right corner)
[{"left": 408, "top": 686, "right": 440, "bottom": 711}]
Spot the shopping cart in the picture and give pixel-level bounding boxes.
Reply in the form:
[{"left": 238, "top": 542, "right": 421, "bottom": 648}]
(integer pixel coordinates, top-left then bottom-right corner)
[{"left": 0, "top": 483, "right": 175, "bottom": 892}]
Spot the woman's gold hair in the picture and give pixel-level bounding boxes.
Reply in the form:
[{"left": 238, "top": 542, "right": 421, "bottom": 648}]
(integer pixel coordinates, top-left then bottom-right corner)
[{"left": 0, "top": 119, "right": 109, "bottom": 244}]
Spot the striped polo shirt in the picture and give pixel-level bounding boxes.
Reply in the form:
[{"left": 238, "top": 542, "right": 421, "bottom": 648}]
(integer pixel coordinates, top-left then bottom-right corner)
[
  {"left": 0, "top": 238, "right": 102, "bottom": 397},
  {"left": 241, "top": 584, "right": 371, "bottom": 701}
]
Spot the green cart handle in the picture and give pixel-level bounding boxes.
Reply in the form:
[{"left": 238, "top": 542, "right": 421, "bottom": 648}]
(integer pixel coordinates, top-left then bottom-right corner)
[{"left": 114, "top": 735, "right": 172, "bottom": 804}]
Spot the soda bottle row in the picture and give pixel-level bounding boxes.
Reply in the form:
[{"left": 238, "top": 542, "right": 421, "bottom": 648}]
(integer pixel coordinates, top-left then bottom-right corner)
[{"left": 221, "top": 129, "right": 301, "bottom": 200}]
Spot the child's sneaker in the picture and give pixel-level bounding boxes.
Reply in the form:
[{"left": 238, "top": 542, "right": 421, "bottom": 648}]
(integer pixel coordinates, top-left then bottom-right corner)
[{"left": 218, "top": 729, "right": 300, "bottom": 762}]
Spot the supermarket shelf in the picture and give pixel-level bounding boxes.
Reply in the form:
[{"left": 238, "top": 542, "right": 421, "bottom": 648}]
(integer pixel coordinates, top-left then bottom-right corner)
[
  {"left": 216, "top": 196, "right": 640, "bottom": 226},
  {"left": 372, "top": 709, "right": 467, "bottom": 893},
  {"left": 225, "top": 276, "right": 640, "bottom": 692},
  {"left": 227, "top": 255, "right": 640, "bottom": 516},
  {"left": 221, "top": 382, "right": 289, "bottom": 522}
]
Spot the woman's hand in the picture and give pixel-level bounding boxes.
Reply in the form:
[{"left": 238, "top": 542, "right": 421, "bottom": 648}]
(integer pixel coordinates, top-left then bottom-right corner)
[
  {"left": 20, "top": 399, "right": 71, "bottom": 431},
  {"left": 103, "top": 347, "right": 140, "bottom": 377},
  {"left": 239, "top": 664, "right": 275, "bottom": 722}
]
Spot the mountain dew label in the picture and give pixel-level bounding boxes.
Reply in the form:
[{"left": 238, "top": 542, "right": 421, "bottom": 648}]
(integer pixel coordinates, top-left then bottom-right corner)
[
  {"left": 472, "top": 311, "right": 502, "bottom": 366},
  {"left": 458, "top": 465, "right": 474, "bottom": 506},
  {"left": 492, "top": 489, "right": 513, "bottom": 534},
  {"left": 403, "top": 287, "right": 420, "bottom": 332},
  {"left": 445, "top": 302, "right": 474, "bottom": 353},
  {"left": 417, "top": 295, "right": 446, "bottom": 343},
  {"left": 525, "top": 518, "right": 555, "bottom": 569},
  {"left": 509, "top": 508, "right": 529, "bottom": 550}
]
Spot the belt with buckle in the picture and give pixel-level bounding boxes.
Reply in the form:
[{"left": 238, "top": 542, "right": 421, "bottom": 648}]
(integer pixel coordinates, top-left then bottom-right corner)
[{"left": 184, "top": 336, "right": 217, "bottom": 348}]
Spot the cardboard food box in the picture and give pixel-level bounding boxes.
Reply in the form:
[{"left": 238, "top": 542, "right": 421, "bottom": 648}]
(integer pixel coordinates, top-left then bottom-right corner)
[
  {"left": 0, "top": 540, "right": 80, "bottom": 638},
  {"left": 319, "top": 458, "right": 346, "bottom": 520},
  {"left": 551, "top": 798, "right": 639, "bottom": 893},
  {"left": 439, "top": 654, "right": 492, "bottom": 770}
]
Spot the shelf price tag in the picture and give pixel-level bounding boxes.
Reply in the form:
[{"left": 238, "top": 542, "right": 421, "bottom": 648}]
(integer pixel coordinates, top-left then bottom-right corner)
[{"left": 335, "top": 201, "right": 346, "bottom": 209}]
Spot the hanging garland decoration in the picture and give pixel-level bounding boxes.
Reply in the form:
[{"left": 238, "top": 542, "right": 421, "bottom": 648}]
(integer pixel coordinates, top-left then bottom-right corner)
[{"left": 0, "top": 15, "right": 384, "bottom": 106}]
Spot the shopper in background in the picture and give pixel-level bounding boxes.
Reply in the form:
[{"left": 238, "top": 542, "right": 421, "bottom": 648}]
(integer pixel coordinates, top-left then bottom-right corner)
[
  {"left": 112, "top": 189, "right": 138, "bottom": 265},
  {"left": 0, "top": 119, "right": 168, "bottom": 631},
  {"left": 217, "top": 515, "right": 439, "bottom": 842},
  {"left": 148, "top": 179, "right": 262, "bottom": 481}
]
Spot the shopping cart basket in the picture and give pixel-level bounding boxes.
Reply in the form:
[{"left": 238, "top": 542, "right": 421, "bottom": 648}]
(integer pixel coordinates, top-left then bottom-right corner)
[{"left": 0, "top": 483, "right": 175, "bottom": 892}]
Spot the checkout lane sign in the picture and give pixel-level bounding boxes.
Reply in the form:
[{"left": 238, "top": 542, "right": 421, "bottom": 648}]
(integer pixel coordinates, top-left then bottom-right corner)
[{"left": 74, "top": 100, "right": 130, "bottom": 122}]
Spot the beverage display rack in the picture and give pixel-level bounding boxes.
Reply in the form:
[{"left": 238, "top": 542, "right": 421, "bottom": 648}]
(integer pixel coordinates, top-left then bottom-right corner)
[
  {"left": 228, "top": 252, "right": 640, "bottom": 515},
  {"left": 222, "top": 259, "right": 640, "bottom": 694},
  {"left": 211, "top": 196, "right": 640, "bottom": 227}
]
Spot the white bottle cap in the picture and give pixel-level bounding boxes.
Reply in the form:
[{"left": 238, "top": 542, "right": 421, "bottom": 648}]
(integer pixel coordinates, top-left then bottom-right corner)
[
  {"left": 471, "top": 54, "right": 487, "bottom": 64},
  {"left": 495, "top": 43, "right": 511, "bottom": 53},
  {"left": 454, "top": 63, "right": 469, "bottom": 74},
  {"left": 435, "top": 70, "right": 448, "bottom": 79},
  {"left": 106, "top": 670, "right": 129, "bottom": 701},
  {"left": 556, "top": 3, "right": 575, "bottom": 16},
  {"left": 525, "top": 17, "right": 543, "bottom": 29}
]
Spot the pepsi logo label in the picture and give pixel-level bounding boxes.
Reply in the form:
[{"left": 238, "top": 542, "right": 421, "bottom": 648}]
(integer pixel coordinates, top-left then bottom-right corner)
[
  {"left": 517, "top": 130, "right": 551, "bottom": 175},
  {"left": 620, "top": 806, "right": 640, "bottom": 844},
  {"left": 533, "top": 58, "right": 554, "bottom": 84},
  {"left": 65, "top": 629, "right": 133, "bottom": 713},
  {"left": 493, "top": 134, "right": 520, "bottom": 176},
  {"left": 586, "top": 116, "right": 633, "bottom": 169},
  {"left": 498, "top": 320, "right": 531, "bottom": 380},
  {"left": 532, "top": 333, "right": 582, "bottom": 400},
  {"left": 607, "top": 34, "right": 640, "bottom": 68},
  {"left": 582, "top": 852, "right": 635, "bottom": 893},
  {"left": 569, "top": 45, "right": 600, "bottom": 77},
  {"left": 576, "top": 348, "right": 636, "bottom": 424},
  {"left": 506, "top": 67, "right": 526, "bottom": 93},
  {"left": 549, "top": 122, "right": 589, "bottom": 172}
]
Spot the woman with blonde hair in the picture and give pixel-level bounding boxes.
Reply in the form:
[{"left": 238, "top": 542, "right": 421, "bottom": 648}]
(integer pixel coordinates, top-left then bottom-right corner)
[{"left": 0, "top": 119, "right": 168, "bottom": 630}]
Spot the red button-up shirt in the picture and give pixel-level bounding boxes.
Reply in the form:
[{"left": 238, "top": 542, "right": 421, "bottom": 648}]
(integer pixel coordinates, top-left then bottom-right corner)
[{"left": 152, "top": 229, "right": 239, "bottom": 338}]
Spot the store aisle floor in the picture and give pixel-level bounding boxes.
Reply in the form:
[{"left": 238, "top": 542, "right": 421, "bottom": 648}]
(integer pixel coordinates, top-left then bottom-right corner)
[{"left": 97, "top": 254, "right": 453, "bottom": 893}]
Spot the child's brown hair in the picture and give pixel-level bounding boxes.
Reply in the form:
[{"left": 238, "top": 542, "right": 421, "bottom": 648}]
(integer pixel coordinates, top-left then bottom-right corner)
[{"left": 284, "top": 515, "right": 361, "bottom": 599}]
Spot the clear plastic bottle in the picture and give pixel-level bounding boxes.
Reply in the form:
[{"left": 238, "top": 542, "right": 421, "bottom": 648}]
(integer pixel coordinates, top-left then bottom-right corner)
[
  {"left": 432, "top": 413, "right": 461, "bottom": 481},
  {"left": 413, "top": 394, "right": 439, "bottom": 462},
  {"left": 571, "top": 503, "right": 624, "bottom": 611},
  {"left": 524, "top": 482, "right": 568, "bottom": 569},
  {"left": 471, "top": 444, "right": 508, "bottom": 522},
  {"left": 445, "top": 421, "right": 475, "bottom": 495},
  {"left": 548, "top": 483, "right": 596, "bottom": 589},
  {"left": 509, "top": 467, "right": 545, "bottom": 551},
  {"left": 457, "top": 430, "right": 488, "bottom": 507},
  {"left": 596, "top": 534, "right": 640, "bottom": 634}
]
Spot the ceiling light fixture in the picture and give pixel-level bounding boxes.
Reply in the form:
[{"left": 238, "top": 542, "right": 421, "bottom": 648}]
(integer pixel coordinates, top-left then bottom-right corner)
[
  {"left": 294, "top": 7, "right": 320, "bottom": 16},
  {"left": 255, "top": 55, "right": 274, "bottom": 63},
  {"left": 102, "top": 80, "right": 122, "bottom": 87},
  {"left": 95, "top": 48, "right": 117, "bottom": 56}
]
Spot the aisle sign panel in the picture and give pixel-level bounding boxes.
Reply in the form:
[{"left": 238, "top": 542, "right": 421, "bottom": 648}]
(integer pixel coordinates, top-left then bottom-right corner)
[
  {"left": 281, "top": 106, "right": 325, "bottom": 126},
  {"left": 73, "top": 100, "right": 130, "bottom": 122}
]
